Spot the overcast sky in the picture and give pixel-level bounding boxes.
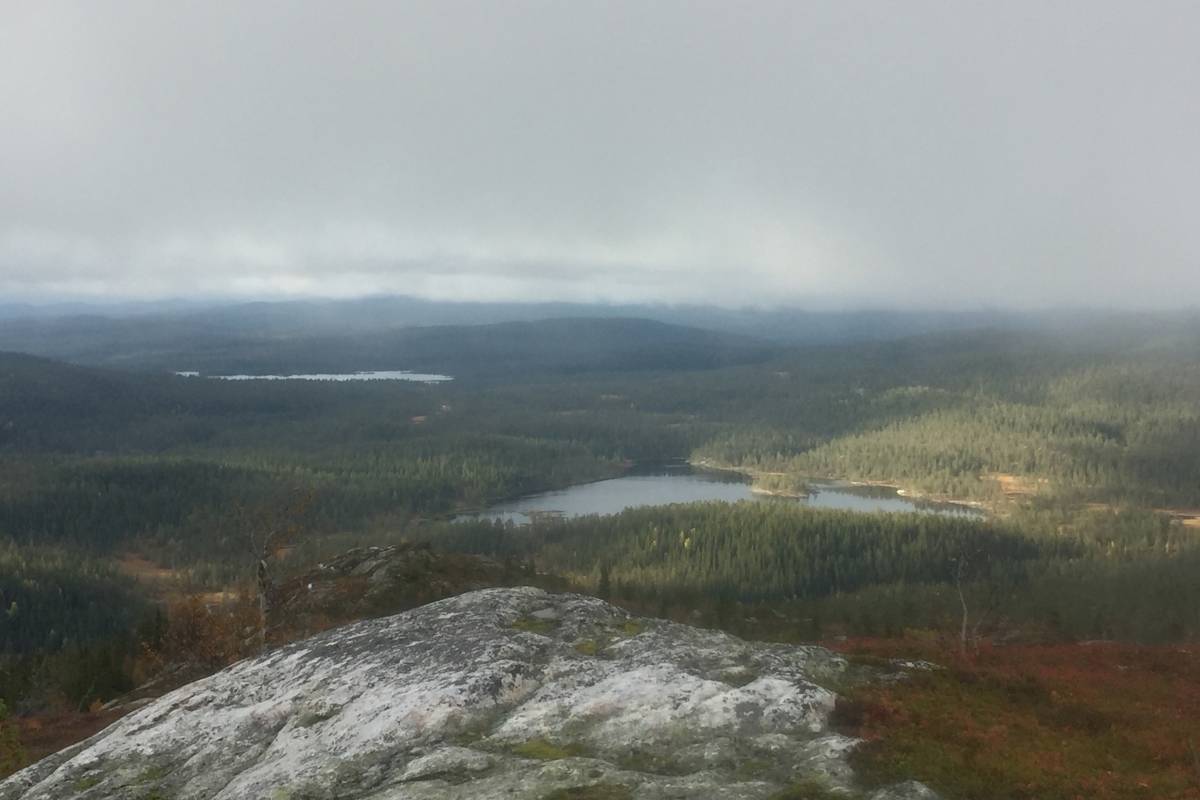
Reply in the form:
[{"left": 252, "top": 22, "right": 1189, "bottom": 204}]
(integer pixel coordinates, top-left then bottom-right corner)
[{"left": 1, "top": 1, "right": 1198, "bottom": 309}]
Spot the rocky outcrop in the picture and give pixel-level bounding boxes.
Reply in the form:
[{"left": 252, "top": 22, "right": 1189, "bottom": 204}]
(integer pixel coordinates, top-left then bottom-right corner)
[
  {"left": 0, "top": 588, "right": 941, "bottom": 800},
  {"left": 269, "top": 544, "right": 504, "bottom": 635}
]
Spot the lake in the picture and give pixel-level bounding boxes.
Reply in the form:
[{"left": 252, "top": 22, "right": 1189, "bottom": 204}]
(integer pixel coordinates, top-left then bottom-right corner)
[
  {"left": 459, "top": 463, "right": 984, "bottom": 524},
  {"left": 181, "top": 370, "right": 453, "bottom": 382}
]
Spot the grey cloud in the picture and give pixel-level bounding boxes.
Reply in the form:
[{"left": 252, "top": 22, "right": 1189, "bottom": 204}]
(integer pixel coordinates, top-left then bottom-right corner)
[{"left": 1, "top": 1, "right": 1198, "bottom": 308}]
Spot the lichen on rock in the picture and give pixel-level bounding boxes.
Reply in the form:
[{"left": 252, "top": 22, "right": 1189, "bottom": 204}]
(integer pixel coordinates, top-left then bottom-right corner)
[{"left": 0, "top": 587, "right": 942, "bottom": 800}]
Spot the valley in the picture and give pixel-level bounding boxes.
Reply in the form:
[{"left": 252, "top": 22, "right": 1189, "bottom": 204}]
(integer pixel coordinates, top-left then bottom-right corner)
[{"left": 1, "top": 310, "right": 1200, "bottom": 797}]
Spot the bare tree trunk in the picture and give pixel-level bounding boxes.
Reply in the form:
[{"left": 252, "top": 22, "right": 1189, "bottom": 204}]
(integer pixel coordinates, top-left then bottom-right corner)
[
  {"left": 257, "top": 558, "right": 271, "bottom": 613},
  {"left": 971, "top": 600, "right": 998, "bottom": 654},
  {"left": 954, "top": 559, "right": 969, "bottom": 655},
  {"left": 242, "top": 489, "right": 317, "bottom": 654}
]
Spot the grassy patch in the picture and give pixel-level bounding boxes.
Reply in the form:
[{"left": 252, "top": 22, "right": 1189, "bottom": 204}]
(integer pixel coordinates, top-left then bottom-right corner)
[
  {"left": 73, "top": 777, "right": 101, "bottom": 789},
  {"left": 540, "top": 784, "right": 632, "bottom": 800},
  {"left": 573, "top": 638, "right": 599, "bottom": 655},
  {"left": 512, "top": 738, "right": 587, "bottom": 761}
]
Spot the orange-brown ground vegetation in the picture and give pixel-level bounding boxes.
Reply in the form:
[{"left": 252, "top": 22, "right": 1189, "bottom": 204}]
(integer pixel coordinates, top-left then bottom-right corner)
[
  {"left": 1, "top": 547, "right": 515, "bottom": 778},
  {"left": 1169, "top": 512, "right": 1200, "bottom": 529},
  {"left": 0, "top": 596, "right": 321, "bottom": 780},
  {"left": 831, "top": 635, "right": 1200, "bottom": 799},
  {"left": 116, "top": 554, "right": 177, "bottom": 580},
  {"left": 1, "top": 592, "right": 265, "bottom": 779},
  {"left": 984, "top": 472, "right": 1046, "bottom": 500},
  {"left": 154, "top": 590, "right": 266, "bottom": 670},
  {"left": 116, "top": 553, "right": 188, "bottom": 599},
  {"left": 13, "top": 708, "right": 127, "bottom": 767}
]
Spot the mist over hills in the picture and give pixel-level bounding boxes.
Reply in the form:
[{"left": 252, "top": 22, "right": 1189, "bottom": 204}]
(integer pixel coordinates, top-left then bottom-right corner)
[{"left": 0, "top": 294, "right": 1157, "bottom": 377}]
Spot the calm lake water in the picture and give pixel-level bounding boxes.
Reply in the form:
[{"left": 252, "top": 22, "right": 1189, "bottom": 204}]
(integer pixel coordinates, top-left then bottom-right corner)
[
  {"left": 185, "top": 370, "right": 453, "bottom": 383},
  {"left": 459, "top": 463, "right": 983, "bottom": 525}
]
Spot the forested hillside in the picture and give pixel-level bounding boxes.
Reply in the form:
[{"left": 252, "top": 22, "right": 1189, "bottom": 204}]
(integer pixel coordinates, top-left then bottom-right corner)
[
  {"left": 689, "top": 324, "right": 1200, "bottom": 507},
  {"left": 3, "top": 319, "right": 1200, "bottom": 554},
  {"left": 0, "top": 316, "right": 1198, "bottom": 706}
]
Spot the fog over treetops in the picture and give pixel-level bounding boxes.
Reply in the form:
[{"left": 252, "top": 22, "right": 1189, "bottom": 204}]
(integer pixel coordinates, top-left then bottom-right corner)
[{"left": 2, "top": 1, "right": 1197, "bottom": 310}]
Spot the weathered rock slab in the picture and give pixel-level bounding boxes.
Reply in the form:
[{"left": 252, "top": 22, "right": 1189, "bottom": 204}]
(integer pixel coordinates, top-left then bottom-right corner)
[{"left": 0, "top": 587, "right": 942, "bottom": 799}]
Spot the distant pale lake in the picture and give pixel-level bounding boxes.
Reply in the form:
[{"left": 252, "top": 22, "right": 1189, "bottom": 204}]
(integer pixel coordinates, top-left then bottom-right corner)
[
  {"left": 179, "top": 370, "right": 453, "bottom": 382},
  {"left": 458, "top": 463, "right": 984, "bottom": 525}
]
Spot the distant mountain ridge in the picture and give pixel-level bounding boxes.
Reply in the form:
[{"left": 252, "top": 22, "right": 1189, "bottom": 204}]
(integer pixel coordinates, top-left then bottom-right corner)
[
  {"left": 0, "top": 294, "right": 1157, "bottom": 370},
  {"left": 0, "top": 315, "right": 783, "bottom": 378}
]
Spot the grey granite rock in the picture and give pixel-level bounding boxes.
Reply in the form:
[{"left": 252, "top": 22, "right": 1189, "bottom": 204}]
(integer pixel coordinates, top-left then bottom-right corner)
[
  {"left": 0, "top": 587, "right": 943, "bottom": 800},
  {"left": 870, "top": 780, "right": 947, "bottom": 799}
]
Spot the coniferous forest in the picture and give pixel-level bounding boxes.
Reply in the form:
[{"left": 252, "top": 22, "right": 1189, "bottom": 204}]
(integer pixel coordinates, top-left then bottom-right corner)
[{"left": 1, "top": 312, "right": 1200, "bottom": 768}]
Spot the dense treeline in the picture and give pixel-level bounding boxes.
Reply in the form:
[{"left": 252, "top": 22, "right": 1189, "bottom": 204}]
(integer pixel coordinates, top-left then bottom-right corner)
[
  {"left": 441, "top": 502, "right": 1054, "bottom": 600},
  {"left": 826, "top": 502, "right": 1200, "bottom": 642},
  {"left": 0, "top": 543, "right": 144, "bottom": 656},
  {"left": 437, "top": 500, "right": 1200, "bottom": 644}
]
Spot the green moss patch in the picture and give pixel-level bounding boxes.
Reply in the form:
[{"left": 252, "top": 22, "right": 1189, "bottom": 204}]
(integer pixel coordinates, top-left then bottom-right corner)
[
  {"left": 294, "top": 707, "right": 339, "bottom": 728},
  {"left": 135, "top": 766, "right": 168, "bottom": 784},
  {"left": 737, "top": 756, "right": 774, "bottom": 776},
  {"left": 616, "top": 620, "right": 643, "bottom": 637},
  {"left": 540, "top": 784, "right": 632, "bottom": 800},
  {"left": 511, "top": 617, "right": 555, "bottom": 635},
  {"left": 766, "top": 781, "right": 841, "bottom": 799},
  {"left": 719, "top": 667, "right": 758, "bottom": 687},
  {"left": 615, "top": 750, "right": 678, "bottom": 775},
  {"left": 512, "top": 738, "right": 587, "bottom": 760}
]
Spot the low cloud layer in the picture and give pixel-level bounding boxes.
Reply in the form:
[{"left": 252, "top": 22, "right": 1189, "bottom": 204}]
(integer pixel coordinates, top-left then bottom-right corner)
[{"left": 2, "top": 1, "right": 1198, "bottom": 309}]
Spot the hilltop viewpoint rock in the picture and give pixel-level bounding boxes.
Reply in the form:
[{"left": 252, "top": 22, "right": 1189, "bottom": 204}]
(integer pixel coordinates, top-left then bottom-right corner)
[{"left": 0, "top": 587, "right": 942, "bottom": 799}]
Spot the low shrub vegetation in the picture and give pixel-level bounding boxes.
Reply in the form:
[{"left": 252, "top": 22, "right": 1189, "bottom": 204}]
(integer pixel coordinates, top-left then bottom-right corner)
[{"left": 831, "top": 636, "right": 1200, "bottom": 799}]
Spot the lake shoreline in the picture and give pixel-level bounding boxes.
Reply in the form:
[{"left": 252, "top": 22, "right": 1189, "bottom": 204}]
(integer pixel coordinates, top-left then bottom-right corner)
[
  {"left": 689, "top": 459, "right": 809, "bottom": 498},
  {"left": 457, "top": 459, "right": 985, "bottom": 525},
  {"left": 688, "top": 458, "right": 993, "bottom": 514}
]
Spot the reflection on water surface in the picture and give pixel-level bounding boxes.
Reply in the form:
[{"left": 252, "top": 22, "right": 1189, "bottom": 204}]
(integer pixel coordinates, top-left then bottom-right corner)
[{"left": 459, "top": 463, "right": 983, "bottom": 525}]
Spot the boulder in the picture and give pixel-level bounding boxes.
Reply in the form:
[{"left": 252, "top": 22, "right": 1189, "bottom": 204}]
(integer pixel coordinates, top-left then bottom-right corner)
[{"left": 1, "top": 587, "right": 941, "bottom": 799}]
